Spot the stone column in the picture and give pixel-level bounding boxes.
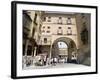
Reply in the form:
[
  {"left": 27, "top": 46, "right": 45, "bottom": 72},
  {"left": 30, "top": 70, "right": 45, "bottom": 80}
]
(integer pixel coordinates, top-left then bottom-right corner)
[
  {"left": 31, "top": 45, "right": 34, "bottom": 65},
  {"left": 24, "top": 39, "right": 29, "bottom": 67},
  {"left": 31, "top": 46, "right": 34, "bottom": 57},
  {"left": 34, "top": 47, "right": 37, "bottom": 57},
  {"left": 67, "top": 48, "right": 72, "bottom": 63},
  {"left": 49, "top": 44, "right": 52, "bottom": 59},
  {"left": 25, "top": 40, "right": 29, "bottom": 56}
]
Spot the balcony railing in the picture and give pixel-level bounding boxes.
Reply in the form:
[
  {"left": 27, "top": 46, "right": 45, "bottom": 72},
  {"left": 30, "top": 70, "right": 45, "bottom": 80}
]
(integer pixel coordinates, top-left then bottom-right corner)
[
  {"left": 43, "top": 22, "right": 75, "bottom": 25},
  {"left": 52, "top": 33, "right": 76, "bottom": 36}
]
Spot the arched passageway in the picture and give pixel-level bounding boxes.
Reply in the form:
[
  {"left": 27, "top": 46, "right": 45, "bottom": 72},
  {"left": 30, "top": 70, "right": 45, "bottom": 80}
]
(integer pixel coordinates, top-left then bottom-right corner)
[{"left": 51, "top": 37, "right": 77, "bottom": 63}]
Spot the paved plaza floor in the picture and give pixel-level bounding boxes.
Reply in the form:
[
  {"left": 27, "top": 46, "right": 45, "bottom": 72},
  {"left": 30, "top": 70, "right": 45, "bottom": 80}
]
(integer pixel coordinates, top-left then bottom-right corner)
[{"left": 23, "top": 63, "right": 90, "bottom": 70}]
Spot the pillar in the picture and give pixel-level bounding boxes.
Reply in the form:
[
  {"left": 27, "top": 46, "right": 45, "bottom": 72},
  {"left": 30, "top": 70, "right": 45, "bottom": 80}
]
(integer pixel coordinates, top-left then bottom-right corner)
[
  {"left": 49, "top": 44, "right": 52, "bottom": 59},
  {"left": 25, "top": 40, "right": 29, "bottom": 56},
  {"left": 24, "top": 39, "right": 29, "bottom": 67},
  {"left": 34, "top": 47, "right": 37, "bottom": 57},
  {"left": 31, "top": 46, "right": 34, "bottom": 57}
]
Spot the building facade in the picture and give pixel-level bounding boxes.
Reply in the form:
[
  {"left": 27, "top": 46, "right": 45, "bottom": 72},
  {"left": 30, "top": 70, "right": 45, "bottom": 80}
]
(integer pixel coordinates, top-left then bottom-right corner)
[
  {"left": 23, "top": 10, "right": 43, "bottom": 67},
  {"left": 22, "top": 11, "right": 91, "bottom": 67},
  {"left": 75, "top": 13, "right": 91, "bottom": 65},
  {"left": 38, "top": 12, "right": 80, "bottom": 61}
]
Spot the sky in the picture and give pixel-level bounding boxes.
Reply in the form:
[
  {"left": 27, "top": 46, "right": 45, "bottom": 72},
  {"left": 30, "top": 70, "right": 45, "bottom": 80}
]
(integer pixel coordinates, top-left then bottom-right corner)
[{"left": 58, "top": 42, "right": 68, "bottom": 48}]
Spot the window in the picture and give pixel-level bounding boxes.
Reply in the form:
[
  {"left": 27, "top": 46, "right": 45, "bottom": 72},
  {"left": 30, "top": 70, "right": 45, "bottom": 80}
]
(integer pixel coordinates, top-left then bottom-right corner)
[
  {"left": 57, "top": 27, "right": 63, "bottom": 35},
  {"left": 67, "top": 27, "right": 72, "bottom": 35},
  {"left": 47, "top": 16, "right": 51, "bottom": 22},
  {"left": 47, "top": 31, "right": 50, "bottom": 33},
  {"left": 43, "top": 26, "right": 45, "bottom": 28},
  {"left": 44, "top": 38, "right": 47, "bottom": 43},
  {"left": 58, "top": 27, "right": 62, "bottom": 29},
  {"left": 67, "top": 17, "right": 72, "bottom": 24},
  {"left": 68, "top": 27, "right": 71, "bottom": 29},
  {"left": 67, "top": 29, "right": 72, "bottom": 35},
  {"left": 43, "top": 17, "right": 46, "bottom": 21},
  {"left": 58, "top": 17, "right": 62, "bottom": 24},
  {"left": 59, "top": 17, "right": 62, "bottom": 19},
  {"left": 48, "top": 26, "right": 50, "bottom": 29}
]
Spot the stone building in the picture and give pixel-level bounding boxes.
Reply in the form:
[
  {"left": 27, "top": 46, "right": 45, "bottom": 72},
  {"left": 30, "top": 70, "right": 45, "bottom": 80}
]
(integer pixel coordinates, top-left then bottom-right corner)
[
  {"left": 23, "top": 11, "right": 90, "bottom": 66},
  {"left": 75, "top": 13, "right": 91, "bottom": 65},
  {"left": 23, "top": 10, "right": 42, "bottom": 59},
  {"left": 38, "top": 12, "right": 80, "bottom": 62}
]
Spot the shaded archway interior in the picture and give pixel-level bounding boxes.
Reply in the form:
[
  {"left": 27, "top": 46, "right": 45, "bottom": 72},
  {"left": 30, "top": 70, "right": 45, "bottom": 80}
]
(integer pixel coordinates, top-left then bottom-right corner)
[{"left": 51, "top": 37, "right": 77, "bottom": 62}]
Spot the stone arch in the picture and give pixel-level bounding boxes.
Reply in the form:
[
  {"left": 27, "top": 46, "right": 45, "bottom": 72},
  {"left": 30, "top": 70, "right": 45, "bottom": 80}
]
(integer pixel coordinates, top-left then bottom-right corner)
[{"left": 51, "top": 37, "right": 77, "bottom": 62}]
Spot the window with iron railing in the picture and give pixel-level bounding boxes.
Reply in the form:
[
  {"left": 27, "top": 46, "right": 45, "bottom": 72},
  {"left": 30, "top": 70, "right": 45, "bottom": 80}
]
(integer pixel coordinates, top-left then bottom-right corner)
[
  {"left": 67, "top": 27, "right": 72, "bottom": 35},
  {"left": 57, "top": 29, "right": 63, "bottom": 35},
  {"left": 47, "top": 16, "right": 51, "bottom": 22},
  {"left": 67, "top": 17, "right": 72, "bottom": 25},
  {"left": 58, "top": 17, "right": 62, "bottom": 24},
  {"left": 57, "top": 27, "right": 63, "bottom": 35}
]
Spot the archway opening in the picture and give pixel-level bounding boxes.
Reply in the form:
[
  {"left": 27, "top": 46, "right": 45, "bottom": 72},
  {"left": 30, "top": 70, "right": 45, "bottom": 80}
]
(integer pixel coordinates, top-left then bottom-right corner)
[
  {"left": 58, "top": 42, "right": 68, "bottom": 56},
  {"left": 51, "top": 37, "right": 77, "bottom": 63}
]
